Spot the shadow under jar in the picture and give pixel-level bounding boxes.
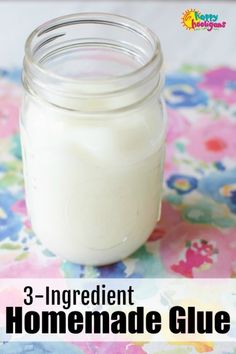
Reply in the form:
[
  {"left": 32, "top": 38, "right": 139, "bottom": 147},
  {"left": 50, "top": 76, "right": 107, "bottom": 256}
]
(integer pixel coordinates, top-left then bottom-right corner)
[{"left": 21, "top": 13, "right": 167, "bottom": 265}]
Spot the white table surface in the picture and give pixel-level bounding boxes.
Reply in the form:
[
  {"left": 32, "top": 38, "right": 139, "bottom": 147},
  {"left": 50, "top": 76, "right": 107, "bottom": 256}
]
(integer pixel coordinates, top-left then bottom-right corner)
[{"left": 0, "top": 0, "right": 235, "bottom": 71}]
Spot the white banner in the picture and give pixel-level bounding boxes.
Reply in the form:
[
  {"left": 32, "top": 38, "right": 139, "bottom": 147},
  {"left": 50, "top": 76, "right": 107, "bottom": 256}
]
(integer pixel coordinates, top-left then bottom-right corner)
[{"left": 0, "top": 278, "right": 235, "bottom": 342}]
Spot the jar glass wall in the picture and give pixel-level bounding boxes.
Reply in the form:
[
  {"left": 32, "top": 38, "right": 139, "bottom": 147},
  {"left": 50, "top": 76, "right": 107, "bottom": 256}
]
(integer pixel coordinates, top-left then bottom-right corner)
[{"left": 21, "top": 13, "right": 166, "bottom": 265}]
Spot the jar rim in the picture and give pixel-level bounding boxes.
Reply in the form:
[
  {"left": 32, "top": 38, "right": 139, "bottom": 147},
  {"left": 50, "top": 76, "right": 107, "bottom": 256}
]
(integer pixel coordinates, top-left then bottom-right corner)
[{"left": 24, "top": 12, "right": 162, "bottom": 85}]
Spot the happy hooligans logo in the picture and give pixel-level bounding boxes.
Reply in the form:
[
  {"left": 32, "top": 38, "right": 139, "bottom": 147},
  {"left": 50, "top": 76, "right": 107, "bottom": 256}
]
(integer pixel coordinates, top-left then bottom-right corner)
[{"left": 181, "top": 9, "right": 226, "bottom": 31}]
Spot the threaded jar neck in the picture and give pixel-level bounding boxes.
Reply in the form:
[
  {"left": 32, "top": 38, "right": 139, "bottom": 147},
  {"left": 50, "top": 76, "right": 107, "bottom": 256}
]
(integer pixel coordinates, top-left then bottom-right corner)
[{"left": 23, "top": 12, "right": 163, "bottom": 112}]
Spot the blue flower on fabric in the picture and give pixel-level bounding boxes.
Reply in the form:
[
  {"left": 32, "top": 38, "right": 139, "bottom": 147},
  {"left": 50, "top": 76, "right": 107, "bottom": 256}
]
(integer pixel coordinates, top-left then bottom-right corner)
[
  {"left": 164, "top": 74, "right": 208, "bottom": 108},
  {"left": 0, "top": 165, "right": 7, "bottom": 173},
  {"left": 0, "top": 68, "right": 21, "bottom": 83},
  {"left": 0, "top": 191, "right": 22, "bottom": 242},
  {"left": 11, "top": 134, "right": 22, "bottom": 160},
  {"left": 226, "top": 80, "right": 236, "bottom": 90},
  {"left": 61, "top": 261, "right": 85, "bottom": 278},
  {"left": 198, "top": 168, "right": 236, "bottom": 213},
  {"left": 0, "top": 342, "right": 82, "bottom": 354},
  {"left": 167, "top": 174, "right": 198, "bottom": 195},
  {"left": 98, "top": 261, "right": 127, "bottom": 278}
]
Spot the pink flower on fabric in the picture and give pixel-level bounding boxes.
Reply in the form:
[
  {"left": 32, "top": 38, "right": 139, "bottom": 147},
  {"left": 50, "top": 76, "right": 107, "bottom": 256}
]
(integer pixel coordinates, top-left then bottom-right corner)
[
  {"left": 0, "top": 96, "right": 20, "bottom": 138},
  {"left": 0, "top": 253, "right": 63, "bottom": 278},
  {"left": 199, "top": 67, "right": 236, "bottom": 105},
  {"left": 164, "top": 108, "right": 189, "bottom": 177},
  {"left": 148, "top": 201, "right": 182, "bottom": 242},
  {"left": 166, "top": 108, "right": 189, "bottom": 143},
  {"left": 12, "top": 199, "right": 31, "bottom": 229},
  {"left": 160, "top": 223, "right": 236, "bottom": 278},
  {"left": 76, "top": 342, "right": 146, "bottom": 354},
  {"left": 187, "top": 119, "right": 236, "bottom": 162},
  {"left": 164, "top": 143, "right": 177, "bottom": 177},
  {"left": 12, "top": 199, "right": 27, "bottom": 214}
]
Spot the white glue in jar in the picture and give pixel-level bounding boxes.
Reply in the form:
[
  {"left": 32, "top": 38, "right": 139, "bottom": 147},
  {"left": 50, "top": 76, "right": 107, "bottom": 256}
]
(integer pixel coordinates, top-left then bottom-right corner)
[{"left": 21, "top": 13, "right": 167, "bottom": 265}]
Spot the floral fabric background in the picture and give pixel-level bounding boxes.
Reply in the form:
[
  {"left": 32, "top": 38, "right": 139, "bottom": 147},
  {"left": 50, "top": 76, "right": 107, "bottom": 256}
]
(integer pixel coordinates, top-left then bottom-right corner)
[{"left": 0, "top": 65, "right": 236, "bottom": 353}]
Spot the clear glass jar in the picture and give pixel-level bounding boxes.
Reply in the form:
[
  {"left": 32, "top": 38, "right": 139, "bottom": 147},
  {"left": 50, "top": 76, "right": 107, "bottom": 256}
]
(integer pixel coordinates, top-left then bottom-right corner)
[{"left": 21, "top": 13, "right": 166, "bottom": 265}]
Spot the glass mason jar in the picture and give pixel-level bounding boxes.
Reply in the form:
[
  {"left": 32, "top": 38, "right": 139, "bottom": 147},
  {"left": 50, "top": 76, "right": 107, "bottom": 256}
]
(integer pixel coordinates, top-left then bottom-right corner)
[{"left": 21, "top": 13, "right": 167, "bottom": 265}]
